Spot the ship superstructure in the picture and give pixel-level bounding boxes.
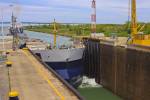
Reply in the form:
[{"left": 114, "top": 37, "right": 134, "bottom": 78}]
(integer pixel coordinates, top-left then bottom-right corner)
[{"left": 9, "top": 14, "right": 27, "bottom": 50}]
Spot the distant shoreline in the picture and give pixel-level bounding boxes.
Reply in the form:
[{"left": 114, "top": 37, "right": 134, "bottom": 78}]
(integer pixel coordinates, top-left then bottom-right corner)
[{"left": 25, "top": 29, "right": 86, "bottom": 39}]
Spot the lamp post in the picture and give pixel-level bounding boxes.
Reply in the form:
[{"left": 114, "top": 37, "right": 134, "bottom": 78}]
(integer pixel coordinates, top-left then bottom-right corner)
[{"left": 1, "top": 7, "right": 5, "bottom": 51}]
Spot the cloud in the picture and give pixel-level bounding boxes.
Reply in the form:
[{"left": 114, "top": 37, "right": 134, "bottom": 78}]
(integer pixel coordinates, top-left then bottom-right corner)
[{"left": 0, "top": 0, "right": 150, "bottom": 23}]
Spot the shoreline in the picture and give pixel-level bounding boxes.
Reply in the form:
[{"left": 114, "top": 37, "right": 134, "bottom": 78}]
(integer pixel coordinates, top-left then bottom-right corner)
[
  {"left": 25, "top": 29, "right": 88, "bottom": 39},
  {"left": 26, "top": 29, "right": 75, "bottom": 38}
]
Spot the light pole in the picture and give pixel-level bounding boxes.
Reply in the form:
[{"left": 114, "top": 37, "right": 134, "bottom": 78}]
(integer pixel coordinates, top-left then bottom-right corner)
[{"left": 1, "top": 7, "right": 5, "bottom": 51}]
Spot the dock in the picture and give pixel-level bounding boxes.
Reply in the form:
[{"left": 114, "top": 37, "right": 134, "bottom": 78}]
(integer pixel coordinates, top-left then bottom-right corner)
[{"left": 0, "top": 45, "right": 82, "bottom": 100}]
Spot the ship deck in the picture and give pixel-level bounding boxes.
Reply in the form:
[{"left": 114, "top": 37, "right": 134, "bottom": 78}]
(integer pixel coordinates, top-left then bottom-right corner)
[{"left": 0, "top": 42, "right": 81, "bottom": 100}]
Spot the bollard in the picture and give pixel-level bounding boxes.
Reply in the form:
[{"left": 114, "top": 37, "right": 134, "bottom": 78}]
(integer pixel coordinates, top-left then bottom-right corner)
[
  {"left": 9, "top": 91, "right": 19, "bottom": 100},
  {"left": 22, "top": 48, "right": 28, "bottom": 50},
  {"left": 6, "top": 51, "right": 10, "bottom": 55},
  {"left": 6, "top": 61, "right": 12, "bottom": 67}
]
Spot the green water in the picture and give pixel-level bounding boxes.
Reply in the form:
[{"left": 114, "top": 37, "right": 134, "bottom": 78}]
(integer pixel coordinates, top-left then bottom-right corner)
[{"left": 78, "top": 87, "right": 122, "bottom": 100}]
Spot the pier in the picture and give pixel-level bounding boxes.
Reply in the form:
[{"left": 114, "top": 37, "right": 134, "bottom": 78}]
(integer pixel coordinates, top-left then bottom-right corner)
[{"left": 0, "top": 43, "right": 82, "bottom": 100}]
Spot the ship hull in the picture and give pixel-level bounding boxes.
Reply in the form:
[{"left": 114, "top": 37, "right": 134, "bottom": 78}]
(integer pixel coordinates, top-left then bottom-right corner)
[{"left": 33, "top": 48, "right": 84, "bottom": 88}]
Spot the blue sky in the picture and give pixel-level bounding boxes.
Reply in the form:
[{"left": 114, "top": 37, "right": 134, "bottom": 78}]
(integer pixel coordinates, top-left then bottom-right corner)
[{"left": 0, "top": 0, "right": 150, "bottom": 24}]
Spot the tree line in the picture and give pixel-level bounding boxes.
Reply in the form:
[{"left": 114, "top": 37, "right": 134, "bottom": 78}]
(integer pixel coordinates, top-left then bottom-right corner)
[{"left": 25, "top": 22, "right": 150, "bottom": 37}]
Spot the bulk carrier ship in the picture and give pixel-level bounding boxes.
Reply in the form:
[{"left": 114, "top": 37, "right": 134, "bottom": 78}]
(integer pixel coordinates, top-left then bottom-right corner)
[{"left": 33, "top": 19, "right": 85, "bottom": 88}]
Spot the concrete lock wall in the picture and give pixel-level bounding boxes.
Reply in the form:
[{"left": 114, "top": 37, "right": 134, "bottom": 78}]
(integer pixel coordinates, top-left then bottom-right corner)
[
  {"left": 83, "top": 39, "right": 101, "bottom": 78},
  {"left": 83, "top": 38, "right": 150, "bottom": 100}
]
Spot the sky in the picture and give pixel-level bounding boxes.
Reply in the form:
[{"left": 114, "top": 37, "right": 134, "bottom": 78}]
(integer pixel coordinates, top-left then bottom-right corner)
[{"left": 0, "top": 0, "right": 150, "bottom": 24}]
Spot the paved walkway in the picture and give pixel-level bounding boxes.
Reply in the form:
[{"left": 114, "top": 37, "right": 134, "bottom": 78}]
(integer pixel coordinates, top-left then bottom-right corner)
[{"left": 0, "top": 49, "right": 79, "bottom": 100}]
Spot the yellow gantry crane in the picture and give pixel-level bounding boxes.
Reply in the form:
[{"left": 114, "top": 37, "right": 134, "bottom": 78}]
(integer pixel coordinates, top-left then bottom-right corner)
[
  {"left": 129, "top": 0, "right": 150, "bottom": 46},
  {"left": 53, "top": 19, "right": 57, "bottom": 48}
]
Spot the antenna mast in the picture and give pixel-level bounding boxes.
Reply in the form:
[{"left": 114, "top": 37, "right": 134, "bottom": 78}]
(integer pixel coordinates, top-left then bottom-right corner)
[
  {"left": 53, "top": 19, "right": 57, "bottom": 48},
  {"left": 11, "top": 13, "right": 18, "bottom": 51},
  {"left": 91, "top": 0, "right": 96, "bottom": 34}
]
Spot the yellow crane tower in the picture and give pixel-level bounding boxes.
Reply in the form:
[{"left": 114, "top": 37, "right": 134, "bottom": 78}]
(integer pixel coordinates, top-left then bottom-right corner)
[
  {"left": 129, "top": 0, "right": 150, "bottom": 46},
  {"left": 53, "top": 19, "right": 57, "bottom": 48}
]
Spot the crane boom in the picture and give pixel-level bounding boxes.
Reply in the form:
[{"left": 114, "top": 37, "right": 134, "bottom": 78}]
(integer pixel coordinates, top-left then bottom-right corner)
[
  {"left": 131, "top": 0, "right": 137, "bottom": 36},
  {"left": 129, "top": 0, "right": 150, "bottom": 46}
]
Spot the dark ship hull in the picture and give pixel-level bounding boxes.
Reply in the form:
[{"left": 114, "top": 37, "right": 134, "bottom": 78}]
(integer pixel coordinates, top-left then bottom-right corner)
[{"left": 33, "top": 48, "right": 84, "bottom": 88}]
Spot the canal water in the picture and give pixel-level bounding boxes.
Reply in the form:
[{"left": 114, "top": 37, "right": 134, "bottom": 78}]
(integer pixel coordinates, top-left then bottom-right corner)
[
  {"left": 26, "top": 31, "right": 73, "bottom": 47},
  {"left": 25, "top": 31, "right": 122, "bottom": 100},
  {"left": 78, "top": 88, "right": 121, "bottom": 100}
]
